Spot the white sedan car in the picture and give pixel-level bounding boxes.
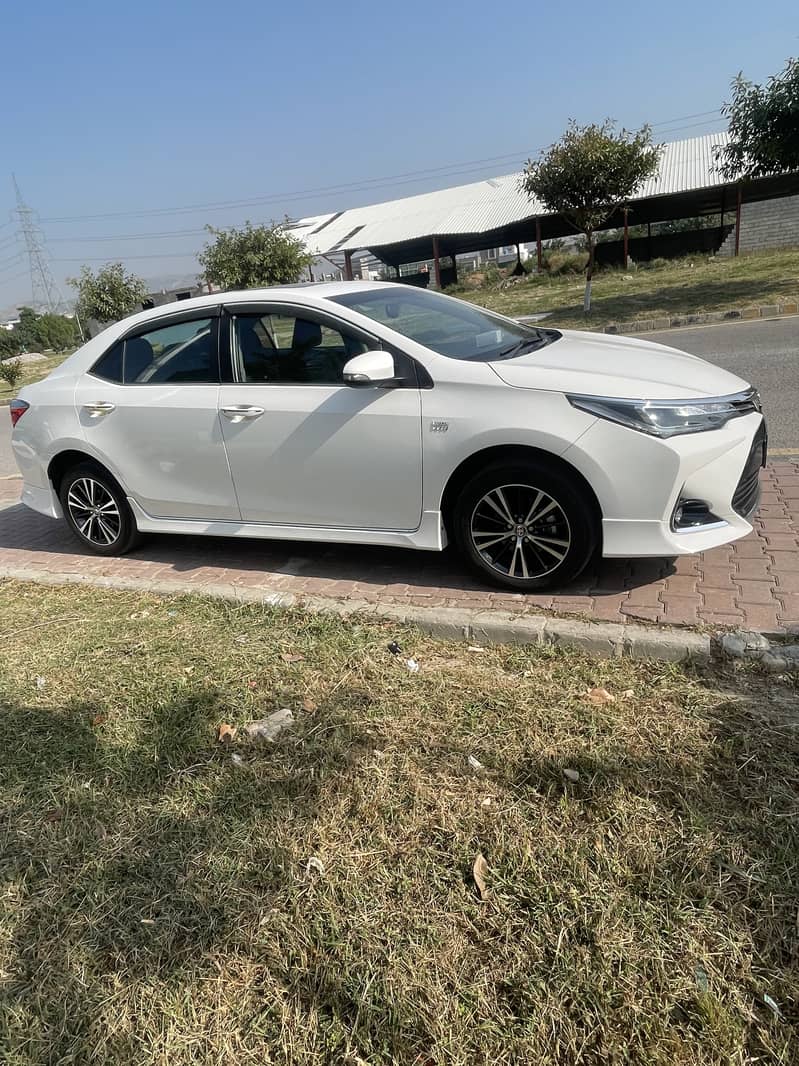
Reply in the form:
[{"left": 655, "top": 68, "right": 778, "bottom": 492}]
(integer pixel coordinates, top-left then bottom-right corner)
[{"left": 10, "top": 282, "right": 765, "bottom": 591}]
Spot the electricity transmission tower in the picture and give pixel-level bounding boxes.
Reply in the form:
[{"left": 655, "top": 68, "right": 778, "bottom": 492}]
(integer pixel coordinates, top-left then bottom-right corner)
[{"left": 12, "top": 175, "right": 62, "bottom": 312}]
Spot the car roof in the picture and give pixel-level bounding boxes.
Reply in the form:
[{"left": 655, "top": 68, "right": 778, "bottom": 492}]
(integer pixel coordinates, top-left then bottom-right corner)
[{"left": 129, "top": 280, "right": 402, "bottom": 325}]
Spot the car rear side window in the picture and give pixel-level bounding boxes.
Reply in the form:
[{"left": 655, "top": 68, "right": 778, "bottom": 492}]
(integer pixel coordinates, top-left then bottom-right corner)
[
  {"left": 91, "top": 317, "right": 218, "bottom": 384},
  {"left": 91, "top": 340, "right": 124, "bottom": 383}
]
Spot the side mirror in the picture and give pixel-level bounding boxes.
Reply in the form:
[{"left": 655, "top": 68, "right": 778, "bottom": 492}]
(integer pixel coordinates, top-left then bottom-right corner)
[{"left": 342, "top": 350, "right": 396, "bottom": 386}]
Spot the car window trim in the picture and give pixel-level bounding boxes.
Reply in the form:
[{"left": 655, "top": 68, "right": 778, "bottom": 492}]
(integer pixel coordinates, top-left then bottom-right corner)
[
  {"left": 88, "top": 306, "right": 223, "bottom": 386},
  {"left": 221, "top": 302, "right": 429, "bottom": 389}
]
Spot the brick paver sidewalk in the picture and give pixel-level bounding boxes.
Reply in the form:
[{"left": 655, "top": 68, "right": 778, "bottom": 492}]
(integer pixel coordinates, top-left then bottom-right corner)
[{"left": 1, "top": 464, "right": 798, "bottom": 633}]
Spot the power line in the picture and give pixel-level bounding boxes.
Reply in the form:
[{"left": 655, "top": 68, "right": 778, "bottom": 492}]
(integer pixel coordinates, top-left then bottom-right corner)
[
  {"left": 39, "top": 152, "right": 534, "bottom": 223},
  {"left": 38, "top": 110, "right": 727, "bottom": 226},
  {"left": 51, "top": 251, "right": 201, "bottom": 262},
  {"left": 47, "top": 226, "right": 208, "bottom": 243}
]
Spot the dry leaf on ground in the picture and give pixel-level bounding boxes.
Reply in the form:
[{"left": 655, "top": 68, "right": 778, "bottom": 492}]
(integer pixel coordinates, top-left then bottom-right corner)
[
  {"left": 43, "top": 809, "right": 63, "bottom": 823},
  {"left": 563, "top": 768, "right": 580, "bottom": 783},
  {"left": 280, "top": 653, "right": 305, "bottom": 664},
  {"left": 305, "top": 856, "right": 325, "bottom": 877},
  {"left": 585, "top": 687, "right": 616, "bottom": 705},
  {"left": 473, "top": 852, "right": 490, "bottom": 900},
  {"left": 217, "top": 722, "right": 237, "bottom": 744},
  {"left": 301, "top": 697, "right": 318, "bottom": 713},
  {"left": 468, "top": 755, "right": 483, "bottom": 771}
]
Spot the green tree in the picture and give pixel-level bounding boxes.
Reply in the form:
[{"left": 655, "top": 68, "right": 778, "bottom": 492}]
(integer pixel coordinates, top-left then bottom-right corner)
[
  {"left": 68, "top": 263, "right": 147, "bottom": 326},
  {"left": 0, "top": 329, "right": 21, "bottom": 360},
  {"left": 718, "top": 56, "right": 799, "bottom": 179},
  {"left": 34, "top": 313, "right": 79, "bottom": 351},
  {"left": 15, "top": 307, "right": 40, "bottom": 350},
  {"left": 520, "top": 120, "right": 660, "bottom": 312},
  {"left": 199, "top": 220, "right": 313, "bottom": 290}
]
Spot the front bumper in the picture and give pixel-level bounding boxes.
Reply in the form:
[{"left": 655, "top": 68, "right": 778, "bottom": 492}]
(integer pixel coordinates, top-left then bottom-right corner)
[{"left": 565, "top": 411, "right": 766, "bottom": 558}]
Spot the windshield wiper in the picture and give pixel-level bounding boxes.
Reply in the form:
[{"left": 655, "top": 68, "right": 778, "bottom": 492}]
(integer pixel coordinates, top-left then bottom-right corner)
[{"left": 497, "top": 330, "right": 547, "bottom": 359}]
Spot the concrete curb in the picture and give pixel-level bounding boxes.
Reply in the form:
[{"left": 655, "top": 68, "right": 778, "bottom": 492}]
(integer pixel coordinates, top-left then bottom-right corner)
[
  {"left": 600, "top": 300, "right": 798, "bottom": 336},
  {"left": 0, "top": 565, "right": 712, "bottom": 663}
]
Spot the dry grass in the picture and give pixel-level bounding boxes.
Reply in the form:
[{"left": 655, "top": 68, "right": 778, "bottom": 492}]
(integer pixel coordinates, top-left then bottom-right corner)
[
  {"left": 0, "top": 352, "right": 74, "bottom": 401},
  {"left": 0, "top": 581, "right": 797, "bottom": 1064},
  {"left": 462, "top": 248, "right": 799, "bottom": 330}
]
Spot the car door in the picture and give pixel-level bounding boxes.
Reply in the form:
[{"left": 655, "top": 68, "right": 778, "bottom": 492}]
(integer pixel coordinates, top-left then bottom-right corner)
[
  {"left": 75, "top": 308, "right": 240, "bottom": 520},
  {"left": 217, "top": 302, "right": 423, "bottom": 530}
]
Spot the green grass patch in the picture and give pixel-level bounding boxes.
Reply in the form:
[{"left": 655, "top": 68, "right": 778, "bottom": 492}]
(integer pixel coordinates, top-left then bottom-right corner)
[
  {"left": 462, "top": 248, "right": 799, "bottom": 330},
  {"left": 0, "top": 581, "right": 797, "bottom": 1063}
]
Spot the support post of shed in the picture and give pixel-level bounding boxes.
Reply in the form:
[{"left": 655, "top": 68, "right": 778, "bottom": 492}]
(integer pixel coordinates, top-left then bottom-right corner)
[
  {"left": 735, "top": 184, "right": 742, "bottom": 257},
  {"left": 395, "top": 264, "right": 400, "bottom": 279},
  {"left": 343, "top": 250, "right": 353, "bottom": 280},
  {"left": 432, "top": 237, "right": 442, "bottom": 288},
  {"left": 535, "top": 220, "right": 543, "bottom": 272},
  {"left": 623, "top": 208, "right": 629, "bottom": 268}
]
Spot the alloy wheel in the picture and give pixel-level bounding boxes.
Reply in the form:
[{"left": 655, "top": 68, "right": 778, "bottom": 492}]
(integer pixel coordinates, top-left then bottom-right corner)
[
  {"left": 469, "top": 483, "right": 572, "bottom": 580},
  {"left": 66, "top": 477, "right": 122, "bottom": 547}
]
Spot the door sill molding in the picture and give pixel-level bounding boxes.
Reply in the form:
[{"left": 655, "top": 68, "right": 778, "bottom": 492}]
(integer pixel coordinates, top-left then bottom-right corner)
[{"left": 128, "top": 500, "right": 447, "bottom": 551}]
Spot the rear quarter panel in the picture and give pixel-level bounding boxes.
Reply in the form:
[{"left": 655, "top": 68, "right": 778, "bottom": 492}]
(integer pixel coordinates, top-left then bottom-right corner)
[{"left": 11, "top": 377, "right": 83, "bottom": 490}]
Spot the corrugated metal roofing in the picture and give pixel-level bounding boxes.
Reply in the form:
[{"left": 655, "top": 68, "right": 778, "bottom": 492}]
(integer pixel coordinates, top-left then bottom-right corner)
[{"left": 295, "top": 133, "right": 732, "bottom": 256}]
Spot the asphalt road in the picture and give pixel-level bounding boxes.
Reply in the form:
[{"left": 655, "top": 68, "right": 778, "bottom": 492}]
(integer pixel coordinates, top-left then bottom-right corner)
[
  {"left": 632, "top": 315, "right": 799, "bottom": 452},
  {"left": 0, "top": 316, "right": 795, "bottom": 479}
]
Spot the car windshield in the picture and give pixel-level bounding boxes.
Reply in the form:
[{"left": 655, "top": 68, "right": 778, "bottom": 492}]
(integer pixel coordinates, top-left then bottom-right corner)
[{"left": 330, "top": 287, "right": 559, "bottom": 361}]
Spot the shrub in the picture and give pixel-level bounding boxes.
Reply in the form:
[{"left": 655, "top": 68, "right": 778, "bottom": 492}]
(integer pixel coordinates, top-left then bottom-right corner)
[
  {"left": 0, "top": 358, "right": 23, "bottom": 389},
  {"left": 544, "top": 253, "right": 587, "bottom": 276}
]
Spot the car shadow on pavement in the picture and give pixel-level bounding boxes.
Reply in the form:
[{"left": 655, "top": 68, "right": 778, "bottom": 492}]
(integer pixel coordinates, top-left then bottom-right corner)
[{"left": 0, "top": 502, "right": 676, "bottom": 598}]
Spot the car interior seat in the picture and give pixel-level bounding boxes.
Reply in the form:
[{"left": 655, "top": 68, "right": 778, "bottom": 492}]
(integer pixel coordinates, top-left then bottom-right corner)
[{"left": 124, "top": 336, "right": 155, "bottom": 382}]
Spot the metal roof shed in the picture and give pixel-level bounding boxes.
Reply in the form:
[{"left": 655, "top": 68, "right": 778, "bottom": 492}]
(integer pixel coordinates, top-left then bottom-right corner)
[{"left": 293, "top": 133, "right": 795, "bottom": 281}]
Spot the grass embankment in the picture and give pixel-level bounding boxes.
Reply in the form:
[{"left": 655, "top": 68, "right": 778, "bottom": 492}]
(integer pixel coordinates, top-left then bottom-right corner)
[
  {"left": 0, "top": 581, "right": 796, "bottom": 1064},
  {"left": 463, "top": 247, "right": 799, "bottom": 331},
  {"left": 0, "top": 351, "right": 74, "bottom": 402}
]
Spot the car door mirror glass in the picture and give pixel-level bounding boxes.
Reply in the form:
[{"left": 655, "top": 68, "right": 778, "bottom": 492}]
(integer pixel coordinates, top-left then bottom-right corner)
[{"left": 342, "top": 350, "right": 396, "bottom": 386}]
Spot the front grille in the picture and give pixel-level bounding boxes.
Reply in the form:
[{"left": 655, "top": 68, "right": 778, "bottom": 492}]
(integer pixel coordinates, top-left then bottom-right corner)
[{"left": 732, "top": 421, "right": 767, "bottom": 519}]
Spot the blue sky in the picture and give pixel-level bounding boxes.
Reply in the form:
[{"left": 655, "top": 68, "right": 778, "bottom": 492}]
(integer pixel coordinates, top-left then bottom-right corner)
[{"left": 0, "top": 0, "right": 796, "bottom": 309}]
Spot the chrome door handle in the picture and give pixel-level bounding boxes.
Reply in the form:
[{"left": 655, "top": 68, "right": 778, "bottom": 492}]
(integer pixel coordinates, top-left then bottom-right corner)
[
  {"left": 82, "top": 401, "right": 116, "bottom": 417},
  {"left": 221, "top": 405, "right": 265, "bottom": 423}
]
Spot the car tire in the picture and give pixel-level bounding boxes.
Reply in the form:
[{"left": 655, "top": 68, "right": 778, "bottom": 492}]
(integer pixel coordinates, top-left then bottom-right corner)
[
  {"left": 452, "top": 461, "right": 597, "bottom": 591},
  {"left": 58, "top": 462, "right": 142, "bottom": 556}
]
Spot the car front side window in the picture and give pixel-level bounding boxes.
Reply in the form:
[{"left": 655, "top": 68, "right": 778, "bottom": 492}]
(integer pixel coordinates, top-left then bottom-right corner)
[{"left": 231, "top": 311, "right": 369, "bottom": 385}]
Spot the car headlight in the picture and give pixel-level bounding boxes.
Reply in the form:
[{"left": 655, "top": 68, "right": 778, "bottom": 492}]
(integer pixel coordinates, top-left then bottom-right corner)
[{"left": 567, "top": 388, "right": 761, "bottom": 438}]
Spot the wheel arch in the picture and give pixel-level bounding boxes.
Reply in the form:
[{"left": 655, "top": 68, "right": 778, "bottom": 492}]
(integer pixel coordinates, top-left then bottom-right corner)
[
  {"left": 440, "top": 444, "right": 603, "bottom": 539},
  {"left": 48, "top": 449, "right": 124, "bottom": 496}
]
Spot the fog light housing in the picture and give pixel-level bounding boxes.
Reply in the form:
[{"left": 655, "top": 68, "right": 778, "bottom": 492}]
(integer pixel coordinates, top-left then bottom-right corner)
[{"left": 671, "top": 498, "right": 722, "bottom": 531}]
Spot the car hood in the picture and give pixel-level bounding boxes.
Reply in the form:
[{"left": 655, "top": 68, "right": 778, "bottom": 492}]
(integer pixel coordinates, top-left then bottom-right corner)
[{"left": 489, "top": 329, "right": 750, "bottom": 400}]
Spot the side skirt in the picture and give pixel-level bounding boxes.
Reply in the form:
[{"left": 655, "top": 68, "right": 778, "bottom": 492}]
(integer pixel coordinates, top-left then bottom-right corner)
[{"left": 128, "top": 500, "right": 448, "bottom": 552}]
